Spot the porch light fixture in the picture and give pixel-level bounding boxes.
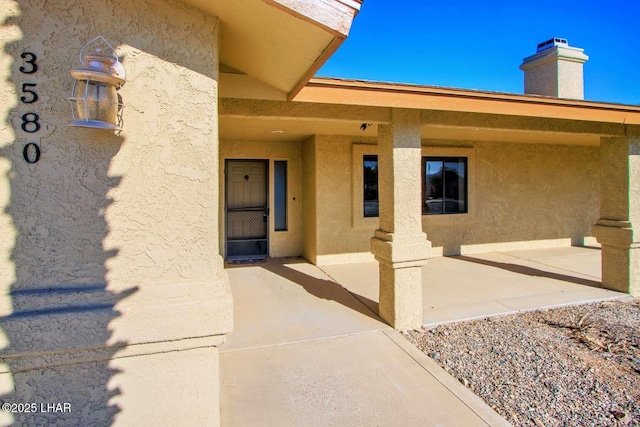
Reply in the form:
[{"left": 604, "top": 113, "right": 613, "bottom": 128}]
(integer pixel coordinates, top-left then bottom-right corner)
[{"left": 69, "top": 36, "right": 125, "bottom": 130}]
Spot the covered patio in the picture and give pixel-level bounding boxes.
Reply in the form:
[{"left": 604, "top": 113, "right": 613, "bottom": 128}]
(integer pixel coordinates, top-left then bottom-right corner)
[
  {"left": 220, "top": 79, "right": 640, "bottom": 330},
  {"left": 323, "top": 246, "right": 622, "bottom": 326},
  {"left": 224, "top": 246, "right": 623, "bottom": 347},
  {"left": 220, "top": 246, "right": 624, "bottom": 426}
]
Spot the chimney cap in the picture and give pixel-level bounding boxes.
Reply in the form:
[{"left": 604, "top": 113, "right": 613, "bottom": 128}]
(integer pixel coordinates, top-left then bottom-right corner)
[{"left": 536, "top": 37, "right": 569, "bottom": 52}]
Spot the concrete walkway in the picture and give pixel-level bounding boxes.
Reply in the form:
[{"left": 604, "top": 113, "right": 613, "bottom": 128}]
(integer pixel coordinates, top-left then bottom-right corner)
[
  {"left": 220, "top": 247, "right": 625, "bottom": 426},
  {"left": 221, "top": 258, "right": 509, "bottom": 426}
]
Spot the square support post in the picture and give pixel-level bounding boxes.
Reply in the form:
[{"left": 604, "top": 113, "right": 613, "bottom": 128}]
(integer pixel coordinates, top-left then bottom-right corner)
[
  {"left": 370, "top": 109, "right": 431, "bottom": 330},
  {"left": 592, "top": 135, "right": 640, "bottom": 295}
]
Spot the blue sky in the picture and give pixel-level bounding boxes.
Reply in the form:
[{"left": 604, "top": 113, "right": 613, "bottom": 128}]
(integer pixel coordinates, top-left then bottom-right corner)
[{"left": 317, "top": 1, "right": 640, "bottom": 105}]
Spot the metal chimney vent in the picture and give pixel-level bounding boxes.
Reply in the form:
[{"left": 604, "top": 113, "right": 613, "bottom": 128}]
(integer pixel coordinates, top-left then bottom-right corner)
[{"left": 536, "top": 37, "right": 569, "bottom": 52}]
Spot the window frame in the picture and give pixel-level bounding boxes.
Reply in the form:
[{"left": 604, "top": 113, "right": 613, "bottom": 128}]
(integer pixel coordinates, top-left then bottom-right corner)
[
  {"left": 363, "top": 154, "right": 379, "bottom": 218},
  {"left": 352, "top": 144, "right": 474, "bottom": 228},
  {"left": 421, "top": 156, "right": 468, "bottom": 216},
  {"left": 274, "top": 160, "right": 288, "bottom": 231}
]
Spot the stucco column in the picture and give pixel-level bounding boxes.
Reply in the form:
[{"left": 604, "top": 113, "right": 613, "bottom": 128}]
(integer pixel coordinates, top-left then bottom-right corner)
[
  {"left": 370, "top": 109, "right": 431, "bottom": 330},
  {"left": 591, "top": 135, "right": 640, "bottom": 296}
]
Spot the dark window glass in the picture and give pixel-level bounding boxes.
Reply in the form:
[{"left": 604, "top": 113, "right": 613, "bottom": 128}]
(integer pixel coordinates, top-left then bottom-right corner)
[
  {"left": 363, "top": 155, "right": 379, "bottom": 217},
  {"left": 422, "top": 157, "right": 467, "bottom": 215},
  {"left": 274, "top": 161, "right": 287, "bottom": 230}
]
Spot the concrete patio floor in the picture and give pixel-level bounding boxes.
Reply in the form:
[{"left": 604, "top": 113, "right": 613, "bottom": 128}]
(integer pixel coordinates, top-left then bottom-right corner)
[
  {"left": 220, "top": 247, "right": 626, "bottom": 426},
  {"left": 323, "top": 246, "right": 624, "bottom": 326}
]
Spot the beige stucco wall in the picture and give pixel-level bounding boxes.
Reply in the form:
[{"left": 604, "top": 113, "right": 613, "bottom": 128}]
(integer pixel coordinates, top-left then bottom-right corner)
[
  {"left": 423, "top": 139, "right": 599, "bottom": 255},
  {"left": 219, "top": 139, "right": 303, "bottom": 258},
  {"left": 309, "top": 135, "right": 599, "bottom": 263},
  {"left": 592, "top": 136, "right": 640, "bottom": 295},
  {"left": 0, "top": 0, "right": 229, "bottom": 425},
  {"left": 302, "top": 135, "right": 318, "bottom": 263},
  {"left": 314, "top": 135, "right": 378, "bottom": 264}
]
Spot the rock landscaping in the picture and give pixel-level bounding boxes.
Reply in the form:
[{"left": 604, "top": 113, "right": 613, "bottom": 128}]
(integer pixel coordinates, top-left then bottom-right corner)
[{"left": 405, "top": 298, "right": 640, "bottom": 427}]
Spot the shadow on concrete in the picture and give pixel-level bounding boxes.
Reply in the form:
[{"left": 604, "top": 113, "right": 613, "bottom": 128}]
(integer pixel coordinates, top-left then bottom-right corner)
[
  {"left": 227, "top": 257, "right": 382, "bottom": 322},
  {"left": 454, "top": 255, "right": 603, "bottom": 288},
  {"left": 580, "top": 245, "right": 602, "bottom": 250}
]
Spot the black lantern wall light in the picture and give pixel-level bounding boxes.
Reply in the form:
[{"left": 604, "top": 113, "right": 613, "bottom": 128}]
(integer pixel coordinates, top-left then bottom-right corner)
[{"left": 69, "top": 36, "right": 125, "bottom": 130}]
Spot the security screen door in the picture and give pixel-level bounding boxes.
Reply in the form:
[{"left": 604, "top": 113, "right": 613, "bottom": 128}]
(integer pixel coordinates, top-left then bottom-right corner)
[{"left": 225, "top": 160, "right": 268, "bottom": 258}]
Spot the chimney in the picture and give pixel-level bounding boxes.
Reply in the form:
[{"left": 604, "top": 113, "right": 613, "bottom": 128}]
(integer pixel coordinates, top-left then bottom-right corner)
[{"left": 520, "top": 37, "right": 588, "bottom": 99}]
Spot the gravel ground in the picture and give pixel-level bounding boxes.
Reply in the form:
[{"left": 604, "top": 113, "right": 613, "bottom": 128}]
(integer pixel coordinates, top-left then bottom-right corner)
[{"left": 405, "top": 298, "right": 640, "bottom": 427}]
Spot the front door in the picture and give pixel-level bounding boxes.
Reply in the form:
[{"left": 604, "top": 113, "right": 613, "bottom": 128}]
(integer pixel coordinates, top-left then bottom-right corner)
[{"left": 225, "top": 160, "right": 268, "bottom": 259}]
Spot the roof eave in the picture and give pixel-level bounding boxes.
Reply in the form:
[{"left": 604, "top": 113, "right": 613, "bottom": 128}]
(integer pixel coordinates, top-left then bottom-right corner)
[{"left": 296, "top": 77, "right": 640, "bottom": 125}]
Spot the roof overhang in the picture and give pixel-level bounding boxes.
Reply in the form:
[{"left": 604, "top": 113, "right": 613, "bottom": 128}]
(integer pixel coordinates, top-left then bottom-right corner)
[
  {"left": 182, "top": 0, "right": 361, "bottom": 100},
  {"left": 297, "top": 78, "right": 640, "bottom": 125},
  {"left": 220, "top": 78, "right": 640, "bottom": 145}
]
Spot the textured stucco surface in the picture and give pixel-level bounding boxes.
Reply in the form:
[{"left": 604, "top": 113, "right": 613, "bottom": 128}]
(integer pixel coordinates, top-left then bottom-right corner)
[
  {"left": 309, "top": 135, "right": 599, "bottom": 261},
  {"left": 592, "top": 136, "right": 639, "bottom": 295},
  {"left": 376, "top": 110, "right": 424, "bottom": 235},
  {"left": 557, "top": 60, "right": 585, "bottom": 99},
  {"left": 370, "top": 110, "right": 430, "bottom": 329},
  {"left": 0, "top": 336, "right": 223, "bottom": 426},
  {"left": 377, "top": 263, "right": 423, "bottom": 329},
  {"left": 432, "top": 140, "right": 599, "bottom": 254},
  {"left": 314, "top": 135, "right": 374, "bottom": 258},
  {"left": 521, "top": 46, "right": 588, "bottom": 99},
  {"left": 220, "top": 139, "right": 303, "bottom": 258},
  {"left": 1, "top": 0, "right": 229, "bottom": 424},
  {"left": 523, "top": 59, "right": 558, "bottom": 98},
  {"left": 302, "top": 135, "right": 318, "bottom": 263}
]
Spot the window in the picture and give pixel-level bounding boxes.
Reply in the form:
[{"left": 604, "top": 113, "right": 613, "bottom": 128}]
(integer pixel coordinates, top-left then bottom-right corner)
[
  {"left": 274, "top": 161, "right": 287, "bottom": 230},
  {"left": 363, "top": 155, "right": 379, "bottom": 217},
  {"left": 422, "top": 157, "right": 467, "bottom": 215},
  {"left": 361, "top": 155, "right": 468, "bottom": 218}
]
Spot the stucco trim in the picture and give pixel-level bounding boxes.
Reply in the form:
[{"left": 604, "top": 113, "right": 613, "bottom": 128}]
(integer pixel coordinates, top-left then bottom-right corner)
[
  {"left": 520, "top": 46, "right": 589, "bottom": 71},
  {"left": 1, "top": 335, "right": 225, "bottom": 373},
  {"left": 459, "top": 238, "right": 585, "bottom": 255},
  {"left": 390, "top": 237, "right": 597, "bottom": 260},
  {"left": 312, "top": 238, "right": 599, "bottom": 263}
]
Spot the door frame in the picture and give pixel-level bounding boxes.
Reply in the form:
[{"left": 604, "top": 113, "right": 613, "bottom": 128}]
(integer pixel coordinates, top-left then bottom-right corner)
[{"left": 224, "top": 159, "right": 269, "bottom": 260}]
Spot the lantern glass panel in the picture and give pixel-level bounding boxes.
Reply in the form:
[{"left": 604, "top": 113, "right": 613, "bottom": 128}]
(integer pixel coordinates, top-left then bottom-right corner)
[{"left": 72, "top": 79, "right": 118, "bottom": 125}]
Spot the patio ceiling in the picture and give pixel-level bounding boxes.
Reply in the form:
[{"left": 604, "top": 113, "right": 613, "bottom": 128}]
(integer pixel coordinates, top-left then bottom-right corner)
[
  {"left": 219, "top": 91, "right": 639, "bottom": 145},
  {"left": 219, "top": 116, "right": 602, "bottom": 145}
]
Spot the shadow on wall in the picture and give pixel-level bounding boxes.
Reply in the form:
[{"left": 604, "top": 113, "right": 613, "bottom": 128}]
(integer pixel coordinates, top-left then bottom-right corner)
[{"left": 0, "top": 3, "right": 136, "bottom": 424}]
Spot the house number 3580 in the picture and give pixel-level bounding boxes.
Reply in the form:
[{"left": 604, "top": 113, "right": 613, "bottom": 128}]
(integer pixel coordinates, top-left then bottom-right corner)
[{"left": 19, "top": 51, "right": 41, "bottom": 164}]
